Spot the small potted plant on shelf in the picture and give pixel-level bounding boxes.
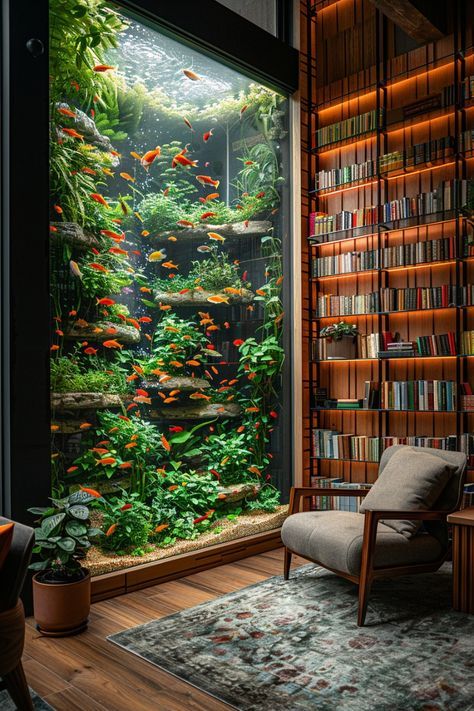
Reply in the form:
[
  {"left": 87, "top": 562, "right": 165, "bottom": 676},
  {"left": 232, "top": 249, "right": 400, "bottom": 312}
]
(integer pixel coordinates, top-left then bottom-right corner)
[
  {"left": 319, "top": 322, "right": 359, "bottom": 360},
  {"left": 28, "top": 489, "right": 102, "bottom": 637}
]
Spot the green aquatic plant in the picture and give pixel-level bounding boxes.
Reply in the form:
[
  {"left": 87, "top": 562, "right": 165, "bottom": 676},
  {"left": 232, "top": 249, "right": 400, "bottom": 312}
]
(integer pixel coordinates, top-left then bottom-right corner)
[
  {"left": 153, "top": 247, "right": 247, "bottom": 294},
  {"left": 234, "top": 142, "right": 284, "bottom": 208},
  {"left": 202, "top": 428, "right": 255, "bottom": 486},
  {"left": 97, "top": 492, "right": 153, "bottom": 554},
  {"left": 50, "top": 353, "right": 129, "bottom": 393},
  {"left": 78, "top": 250, "right": 134, "bottom": 299}
]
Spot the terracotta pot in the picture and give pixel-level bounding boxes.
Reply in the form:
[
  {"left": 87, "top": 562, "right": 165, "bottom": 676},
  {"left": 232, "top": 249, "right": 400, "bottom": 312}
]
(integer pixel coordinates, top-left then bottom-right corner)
[
  {"left": 32, "top": 568, "right": 91, "bottom": 637},
  {"left": 325, "top": 335, "right": 357, "bottom": 360}
]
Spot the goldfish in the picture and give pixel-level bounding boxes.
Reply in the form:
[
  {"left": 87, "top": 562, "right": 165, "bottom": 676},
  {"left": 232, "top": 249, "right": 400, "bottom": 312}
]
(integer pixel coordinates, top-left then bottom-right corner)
[
  {"left": 106, "top": 327, "right": 117, "bottom": 335},
  {"left": 248, "top": 466, "right": 261, "bottom": 476},
  {"left": 54, "top": 204, "right": 63, "bottom": 214},
  {"left": 155, "top": 524, "right": 169, "bottom": 533},
  {"left": 119, "top": 462, "right": 133, "bottom": 469},
  {"left": 206, "top": 325, "right": 219, "bottom": 332},
  {"left": 169, "top": 360, "right": 183, "bottom": 368},
  {"left": 132, "top": 365, "right": 144, "bottom": 375},
  {"left": 163, "top": 187, "right": 171, "bottom": 197},
  {"left": 84, "top": 347, "right": 98, "bottom": 355},
  {"left": 197, "top": 245, "right": 212, "bottom": 253},
  {"left": 233, "top": 339, "right": 244, "bottom": 346},
  {"left": 189, "top": 392, "right": 211, "bottom": 400},
  {"left": 126, "top": 374, "right": 138, "bottom": 382},
  {"left": 172, "top": 153, "right": 198, "bottom": 168},
  {"left": 169, "top": 390, "right": 181, "bottom": 397},
  {"left": 176, "top": 219, "right": 195, "bottom": 228},
  {"left": 223, "top": 287, "right": 241, "bottom": 295},
  {"left": 186, "top": 360, "right": 201, "bottom": 366},
  {"left": 81, "top": 167, "right": 97, "bottom": 176},
  {"left": 105, "top": 524, "right": 117, "bottom": 537},
  {"left": 140, "top": 286, "right": 152, "bottom": 293},
  {"left": 141, "top": 230, "right": 150, "bottom": 237},
  {"left": 200, "top": 211, "right": 217, "bottom": 220},
  {"left": 196, "top": 175, "right": 219, "bottom": 188},
  {"left": 224, "top": 321, "right": 230, "bottom": 329},
  {"left": 163, "top": 397, "right": 178, "bottom": 404},
  {"left": 67, "top": 466, "right": 79, "bottom": 474},
  {"left": 90, "top": 193, "right": 109, "bottom": 208},
  {"left": 96, "top": 297, "right": 115, "bottom": 306},
  {"left": 61, "top": 127, "right": 83, "bottom": 140},
  {"left": 242, "top": 270, "right": 248, "bottom": 281},
  {"left": 51, "top": 424, "right": 60, "bottom": 431},
  {"left": 125, "top": 441, "right": 138, "bottom": 448},
  {"left": 138, "top": 316, "right": 152, "bottom": 323},
  {"left": 98, "top": 457, "right": 117, "bottom": 466},
  {"left": 276, "top": 275, "right": 284, "bottom": 285},
  {"left": 148, "top": 250, "right": 167, "bottom": 262},
  {"left": 240, "top": 104, "right": 249, "bottom": 117},
  {"left": 118, "top": 415, "right": 130, "bottom": 422},
  {"left": 57, "top": 106, "right": 76, "bottom": 118},
  {"left": 256, "top": 289, "right": 266, "bottom": 296},
  {"left": 103, "top": 339, "right": 123, "bottom": 349},
  {"left": 207, "top": 232, "right": 225, "bottom": 242},
  {"left": 120, "top": 172, "right": 135, "bottom": 182},
  {"left": 130, "top": 151, "right": 142, "bottom": 160},
  {"left": 91, "top": 448, "right": 109, "bottom": 455},
  {"left": 255, "top": 191, "right": 265, "bottom": 199},
  {"left": 160, "top": 304, "right": 172, "bottom": 311},
  {"left": 168, "top": 236, "right": 177, "bottom": 242},
  {"left": 207, "top": 295, "right": 229, "bottom": 304},
  {"left": 236, "top": 204, "right": 243, "bottom": 210},
  {"left": 244, "top": 160, "right": 254, "bottom": 165},
  {"left": 70, "top": 80, "right": 80, "bottom": 91},
  {"left": 101, "top": 229, "right": 124, "bottom": 242},
  {"left": 102, "top": 168, "right": 114, "bottom": 177},
  {"left": 246, "top": 406, "right": 259, "bottom": 413},
  {"left": 108, "top": 247, "right": 128, "bottom": 256},
  {"left": 206, "top": 192, "right": 220, "bottom": 201},
  {"left": 275, "top": 312, "right": 284, "bottom": 325},
  {"left": 93, "top": 64, "right": 115, "bottom": 72},
  {"left": 50, "top": 225, "right": 58, "bottom": 232},
  {"left": 183, "top": 117, "right": 194, "bottom": 131},
  {"left": 203, "top": 129, "right": 213, "bottom": 142},
  {"left": 69, "top": 260, "right": 83, "bottom": 280},
  {"left": 162, "top": 261, "right": 178, "bottom": 269},
  {"left": 182, "top": 68, "right": 202, "bottom": 81},
  {"left": 161, "top": 434, "right": 171, "bottom": 451},
  {"left": 89, "top": 262, "right": 108, "bottom": 273},
  {"left": 79, "top": 422, "right": 92, "bottom": 429},
  {"left": 141, "top": 146, "right": 161, "bottom": 169},
  {"left": 199, "top": 197, "right": 206, "bottom": 204}
]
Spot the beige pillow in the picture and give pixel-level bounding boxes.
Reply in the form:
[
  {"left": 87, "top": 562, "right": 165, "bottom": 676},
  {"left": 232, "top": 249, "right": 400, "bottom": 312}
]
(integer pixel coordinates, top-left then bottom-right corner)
[{"left": 360, "top": 448, "right": 456, "bottom": 538}]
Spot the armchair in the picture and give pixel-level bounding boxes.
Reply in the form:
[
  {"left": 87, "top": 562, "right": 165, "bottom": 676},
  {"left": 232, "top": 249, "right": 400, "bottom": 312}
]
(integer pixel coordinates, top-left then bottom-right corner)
[
  {"left": 0, "top": 516, "right": 35, "bottom": 710},
  {"left": 282, "top": 445, "right": 467, "bottom": 626}
]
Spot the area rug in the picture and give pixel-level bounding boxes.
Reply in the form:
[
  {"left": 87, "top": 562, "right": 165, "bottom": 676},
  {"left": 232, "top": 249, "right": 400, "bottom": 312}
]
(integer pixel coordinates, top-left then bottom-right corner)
[
  {"left": 0, "top": 688, "right": 54, "bottom": 710},
  {"left": 109, "top": 563, "right": 474, "bottom": 710}
]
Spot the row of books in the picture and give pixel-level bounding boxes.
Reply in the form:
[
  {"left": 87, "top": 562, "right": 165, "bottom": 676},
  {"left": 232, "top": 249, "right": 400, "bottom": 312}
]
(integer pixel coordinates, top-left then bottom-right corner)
[
  {"left": 365, "top": 380, "right": 456, "bottom": 411},
  {"left": 311, "top": 236, "right": 454, "bottom": 276},
  {"left": 309, "top": 180, "right": 472, "bottom": 237},
  {"left": 315, "top": 109, "right": 382, "bottom": 148},
  {"left": 308, "top": 478, "right": 373, "bottom": 512},
  {"left": 312, "top": 430, "right": 382, "bottom": 461},
  {"left": 416, "top": 332, "right": 457, "bottom": 356},
  {"left": 313, "top": 331, "right": 458, "bottom": 360},
  {"left": 462, "top": 75, "right": 474, "bottom": 102},
  {"left": 461, "top": 330, "right": 474, "bottom": 356},
  {"left": 312, "top": 433, "right": 474, "bottom": 460},
  {"left": 315, "top": 128, "right": 474, "bottom": 192},
  {"left": 316, "top": 285, "right": 461, "bottom": 317}
]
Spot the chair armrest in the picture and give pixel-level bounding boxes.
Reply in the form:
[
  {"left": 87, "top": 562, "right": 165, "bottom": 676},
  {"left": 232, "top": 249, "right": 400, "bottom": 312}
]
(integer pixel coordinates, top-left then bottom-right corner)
[
  {"left": 288, "top": 486, "right": 369, "bottom": 515},
  {"left": 362, "top": 509, "right": 448, "bottom": 522}
]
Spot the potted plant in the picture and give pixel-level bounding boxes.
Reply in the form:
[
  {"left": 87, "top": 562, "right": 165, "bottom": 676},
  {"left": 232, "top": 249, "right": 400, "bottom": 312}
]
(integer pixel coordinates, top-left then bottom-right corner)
[
  {"left": 319, "top": 322, "right": 359, "bottom": 360},
  {"left": 28, "top": 489, "right": 102, "bottom": 636}
]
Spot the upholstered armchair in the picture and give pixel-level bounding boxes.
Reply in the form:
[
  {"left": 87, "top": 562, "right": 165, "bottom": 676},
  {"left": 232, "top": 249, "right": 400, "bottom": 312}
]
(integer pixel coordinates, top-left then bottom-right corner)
[
  {"left": 0, "top": 517, "right": 35, "bottom": 710},
  {"left": 282, "top": 445, "right": 467, "bottom": 626}
]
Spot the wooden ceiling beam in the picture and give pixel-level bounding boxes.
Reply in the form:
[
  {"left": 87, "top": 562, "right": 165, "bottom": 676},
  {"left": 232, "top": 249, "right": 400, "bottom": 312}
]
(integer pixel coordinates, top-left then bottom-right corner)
[{"left": 369, "top": 0, "right": 446, "bottom": 44}]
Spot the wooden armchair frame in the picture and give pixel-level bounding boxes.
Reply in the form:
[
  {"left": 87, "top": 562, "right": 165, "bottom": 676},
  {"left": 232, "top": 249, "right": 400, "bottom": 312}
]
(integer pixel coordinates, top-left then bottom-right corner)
[{"left": 284, "top": 487, "right": 453, "bottom": 626}]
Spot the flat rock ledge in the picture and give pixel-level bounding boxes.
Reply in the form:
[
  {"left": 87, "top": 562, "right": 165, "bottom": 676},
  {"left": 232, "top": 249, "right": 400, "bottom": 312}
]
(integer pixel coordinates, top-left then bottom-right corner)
[
  {"left": 69, "top": 478, "right": 130, "bottom": 496},
  {"left": 65, "top": 321, "right": 141, "bottom": 344},
  {"left": 51, "top": 392, "right": 126, "bottom": 411},
  {"left": 142, "top": 376, "right": 210, "bottom": 391},
  {"left": 153, "top": 220, "right": 272, "bottom": 242},
  {"left": 50, "top": 222, "right": 100, "bottom": 250},
  {"left": 155, "top": 288, "right": 254, "bottom": 306},
  {"left": 217, "top": 482, "right": 261, "bottom": 503},
  {"left": 56, "top": 103, "right": 115, "bottom": 153},
  {"left": 150, "top": 402, "right": 241, "bottom": 420}
]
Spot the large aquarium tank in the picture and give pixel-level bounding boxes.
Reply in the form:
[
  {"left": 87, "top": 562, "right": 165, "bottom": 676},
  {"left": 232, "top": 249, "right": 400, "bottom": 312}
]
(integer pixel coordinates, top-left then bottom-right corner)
[{"left": 49, "top": 0, "right": 291, "bottom": 574}]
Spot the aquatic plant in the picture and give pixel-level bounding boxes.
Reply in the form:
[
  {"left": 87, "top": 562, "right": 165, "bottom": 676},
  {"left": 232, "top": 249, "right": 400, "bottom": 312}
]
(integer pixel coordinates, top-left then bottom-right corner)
[
  {"left": 50, "top": 353, "right": 129, "bottom": 393},
  {"left": 153, "top": 247, "right": 247, "bottom": 294},
  {"left": 245, "top": 484, "right": 281, "bottom": 512},
  {"left": 234, "top": 142, "right": 284, "bottom": 208},
  {"left": 78, "top": 250, "right": 134, "bottom": 299},
  {"left": 202, "top": 428, "right": 256, "bottom": 486},
  {"left": 97, "top": 492, "right": 153, "bottom": 554},
  {"left": 28, "top": 490, "right": 103, "bottom": 577}
]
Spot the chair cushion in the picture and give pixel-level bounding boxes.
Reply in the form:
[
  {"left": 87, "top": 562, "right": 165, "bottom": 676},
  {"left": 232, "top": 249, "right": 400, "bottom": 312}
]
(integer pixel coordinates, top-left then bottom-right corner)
[
  {"left": 359, "top": 447, "right": 457, "bottom": 538},
  {"left": 281, "top": 511, "right": 445, "bottom": 576},
  {"left": 0, "top": 523, "right": 15, "bottom": 572}
]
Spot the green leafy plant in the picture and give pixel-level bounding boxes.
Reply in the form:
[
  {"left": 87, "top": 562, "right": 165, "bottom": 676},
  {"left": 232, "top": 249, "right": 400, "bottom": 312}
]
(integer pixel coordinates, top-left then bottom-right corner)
[
  {"left": 97, "top": 491, "right": 153, "bottom": 554},
  {"left": 153, "top": 247, "right": 247, "bottom": 294},
  {"left": 245, "top": 484, "right": 280, "bottom": 512},
  {"left": 78, "top": 249, "right": 134, "bottom": 298},
  {"left": 319, "top": 322, "right": 359, "bottom": 341},
  {"left": 50, "top": 352, "right": 129, "bottom": 393},
  {"left": 28, "top": 489, "right": 102, "bottom": 580}
]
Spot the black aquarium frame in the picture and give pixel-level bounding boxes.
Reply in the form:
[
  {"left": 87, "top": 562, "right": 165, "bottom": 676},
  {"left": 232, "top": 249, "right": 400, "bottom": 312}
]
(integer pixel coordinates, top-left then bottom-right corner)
[{"left": 0, "top": 0, "right": 298, "bottom": 523}]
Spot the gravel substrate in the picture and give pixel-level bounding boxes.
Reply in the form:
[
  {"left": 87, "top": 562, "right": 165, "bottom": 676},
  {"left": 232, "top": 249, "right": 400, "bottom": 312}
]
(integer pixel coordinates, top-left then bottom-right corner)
[{"left": 86, "top": 506, "right": 288, "bottom": 576}]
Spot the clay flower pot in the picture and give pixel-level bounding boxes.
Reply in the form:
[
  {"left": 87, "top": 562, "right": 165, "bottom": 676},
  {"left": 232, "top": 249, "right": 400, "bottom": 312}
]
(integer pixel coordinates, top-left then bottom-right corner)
[{"left": 32, "top": 568, "right": 91, "bottom": 637}]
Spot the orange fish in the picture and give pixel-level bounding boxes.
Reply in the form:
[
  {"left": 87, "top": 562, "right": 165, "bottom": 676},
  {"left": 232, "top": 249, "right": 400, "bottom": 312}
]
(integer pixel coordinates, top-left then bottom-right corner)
[
  {"left": 103, "top": 339, "right": 123, "bottom": 349},
  {"left": 90, "top": 193, "right": 109, "bottom": 208},
  {"left": 67, "top": 466, "right": 79, "bottom": 474},
  {"left": 130, "top": 151, "right": 142, "bottom": 160},
  {"left": 162, "top": 261, "right": 178, "bottom": 269},
  {"left": 126, "top": 374, "right": 138, "bottom": 382},
  {"left": 132, "top": 365, "right": 144, "bottom": 375},
  {"left": 160, "top": 304, "right": 172, "bottom": 311},
  {"left": 255, "top": 191, "right": 265, "bottom": 199},
  {"left": 223, "top": 287, "right": 241, "bottom": 295},
  {"left": 96, "top": 297, "right": 115, "bottom": 306},
  {"left": 163, "top": 397, "right": 178, "bottom": 404},
  {"left": 140, "top": 286, "right": 152, "bottom": 293},
  {"left": 155, "top": 523, "right": 169, "bottom": 533},
  {"left": 105, "top": 523, "right": 117, "bottom": 537},
  {"left": 120, "top": 172, "right": 135, "bottom": 183},
  {"left": 168, "top": 235, "right": 178, "bottom": 242},
  {"left": 207, "top": 232, "right": 225, "bottom": 243},
  {"left": 172, "top": 153, "right": 198, "bottom": 168},
  {"left": 98, "top": 457, "right": 117, "bottom": 466},
  {"left": 81, "top": 166, "right": 97, "bottom": 175},
  {"left": 57, "top": 107, "right": 77, "bottom": 118},
  {"left": 88, "top": 262, "right": 108, "bottom": 273},
  {"left": 176, "top": 219, "right": 195, "bottom": 228},
  {"left": 189, "top": 392, "right": 211, "bottom": 400},
  {"left": 240, "top": 104, "right": 249, "bottom": 117},
  {"left": 207, "top": 294, "right": 229, "bottom": 304},
  {"left": 54, "top": 204, "right": 63, "bottom": 214},
  {"left": 61, "top": 127, "right": 83, "bottom": 140},
  {"left": 276, "top": 275, "right": 284, "bottom": 285},
  {"left": 161, "top": 434, "right": 171, "bottom": 451},
  {"left": 84, "top": 346, "right": 98, "bottom": 355},
  {"left": 183, "top": 117, "right": 194, "bottom": 131},
  {"left": 200, "top": 211, "right": 217, "bottom": 220},
  {"left": 102, "top": 168, "right": 114, "bottom": 177},
  {"left": 182, "top": 68, "right": 201, "bottom": 81},
  {"left": 109, "top": 247, "right": 128, "bottom": 256},
  {"left": 141, "top": 230, "right": 150, "bottom": 237},
  {"left": 141, "top": 146, "right": 161, "bottom": 169},
  {"left": 100, "top": 229, "right": 124, "bottom": 242},
  {"left": 79, "top": 422, "right": 92, "bottom": 429},
  {"left": 94, "top": 64, "right": 115, "bottom": 72},
  {"left": 138, "top": 316, "right": 152, "bottom": 323},
  {"left": 186, "top": 360, "right": 201, "bottom": 366},
  {"left": 51, "top": 424, "right": 60, "bottom": 431},
  {"left": 105, "top": 327, "right": 117, "bottom": 335},
  {"left": 203, "top": 129, "right": 213, "bottom": 142},
  {"left": 196, "top": 175, "right": 219, "bottom": 188},
  {"left": 205, "top": 192, "right": 219, "bottom": 201}
]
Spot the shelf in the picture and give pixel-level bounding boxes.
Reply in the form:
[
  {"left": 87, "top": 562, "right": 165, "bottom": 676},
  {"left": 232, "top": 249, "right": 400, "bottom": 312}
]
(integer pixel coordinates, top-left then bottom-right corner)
[
  {"left": 311, "top": 259, "right": 457, "bottom": 281},
  {"left": 308, "top": 210, "right": 459, "bottom": 245},
  {"left": 311, "top": 354, "right": 461, "bottom": 363},
  {"left": 311, "top": 456, "right": 378, "bottom": 463},
  {"left": 312, "top": 129, "right": 377, "bottom": 154},
  {"left": 312, "top": 305, "right": 471, "bottom": 320},
  {"left": 312, "top": 407, "right": 462, "bottom": 413}
]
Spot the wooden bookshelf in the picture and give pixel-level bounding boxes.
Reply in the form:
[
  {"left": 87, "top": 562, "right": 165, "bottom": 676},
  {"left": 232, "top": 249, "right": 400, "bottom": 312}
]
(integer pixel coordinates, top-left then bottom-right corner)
[{"left": 305, "top": 0, "right": 474, "bottom": 487}]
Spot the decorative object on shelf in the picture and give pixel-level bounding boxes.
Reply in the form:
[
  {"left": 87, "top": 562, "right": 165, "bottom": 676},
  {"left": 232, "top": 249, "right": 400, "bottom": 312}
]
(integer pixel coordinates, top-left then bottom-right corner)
[
  {"left": 318, "top": 321, "right": 358, "bottom": 359},
  {"left": 28, "top": 490, "right": 102, "bottom": 636}
]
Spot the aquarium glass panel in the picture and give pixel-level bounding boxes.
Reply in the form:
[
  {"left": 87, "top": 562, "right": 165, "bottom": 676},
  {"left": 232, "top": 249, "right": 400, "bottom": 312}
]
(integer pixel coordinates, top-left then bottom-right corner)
[
  {"left": 49, "top": 0, "right": 290, "bottom": 574},
  {"left": 214, "top": 0, "right": 278, "bottom": 36}
]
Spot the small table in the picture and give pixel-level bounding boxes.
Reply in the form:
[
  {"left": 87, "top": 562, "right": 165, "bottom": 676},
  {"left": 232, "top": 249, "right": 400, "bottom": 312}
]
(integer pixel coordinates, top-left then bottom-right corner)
[{"left": 447, "top": 507, "right": 474, "bottom": 613}]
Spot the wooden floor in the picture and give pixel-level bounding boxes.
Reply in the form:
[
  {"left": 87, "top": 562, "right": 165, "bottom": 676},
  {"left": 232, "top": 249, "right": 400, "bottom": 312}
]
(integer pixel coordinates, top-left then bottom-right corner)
[{"left": 23, "top": 548, "right": 306, "bottom": 711}]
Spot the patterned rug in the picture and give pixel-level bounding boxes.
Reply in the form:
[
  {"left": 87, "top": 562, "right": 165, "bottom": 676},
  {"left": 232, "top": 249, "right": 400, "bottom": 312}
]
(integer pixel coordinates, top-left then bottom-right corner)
[
  {"left": 109, "top": 563, "right": 474, "bottom": 710},
  {"left": 0, "top": 688, "right": 54, "bottom": 710}
]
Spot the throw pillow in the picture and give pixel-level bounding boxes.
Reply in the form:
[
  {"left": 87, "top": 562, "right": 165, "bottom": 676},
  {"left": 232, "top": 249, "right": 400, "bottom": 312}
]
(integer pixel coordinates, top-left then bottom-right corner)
[{"left": 0, "top": 522, "right": 14, "bottom": 571}]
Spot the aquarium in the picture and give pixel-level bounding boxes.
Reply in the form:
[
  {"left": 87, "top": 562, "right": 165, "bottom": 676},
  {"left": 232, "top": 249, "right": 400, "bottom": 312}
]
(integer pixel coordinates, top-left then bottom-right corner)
[{"left": 49, "top": 0, "right": 291, "bottom": 575}]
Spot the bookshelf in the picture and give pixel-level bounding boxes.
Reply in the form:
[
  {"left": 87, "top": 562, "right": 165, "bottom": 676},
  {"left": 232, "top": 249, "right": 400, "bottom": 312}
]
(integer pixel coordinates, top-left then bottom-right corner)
[{"left": 306, "top": 0, "right": 474, "bottom": 493}]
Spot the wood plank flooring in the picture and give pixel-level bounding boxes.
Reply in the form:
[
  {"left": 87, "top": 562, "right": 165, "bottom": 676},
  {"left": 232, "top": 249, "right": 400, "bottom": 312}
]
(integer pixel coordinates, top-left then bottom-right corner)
[{"left": 23, "top": 548, "right": 306, "bottom": 711}]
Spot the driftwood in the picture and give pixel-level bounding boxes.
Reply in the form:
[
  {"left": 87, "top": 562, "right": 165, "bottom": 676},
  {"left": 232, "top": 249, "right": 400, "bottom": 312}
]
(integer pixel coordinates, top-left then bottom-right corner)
[
  {"left": 153, "top": 220, "right": 272, "bottom": 243},
  {"left": 150, "top": 402, "right": 240, "bottom": 420},
  {"left": 142, "top": 376, "right": 210, "bottom": 391},
  {"left": 64, "top": 321, "right": 141, "bottom": 344},
  {"left": 154, "top": 288, "right": 254, "bottom": 306},
  {"left": 50, "top": 222, "right": 100, "bottom": 251},
  {"left": 51, "top": 392, "right": 126, "bottom": 411},
  {"left": 217, "top": 482, "right": 261, "bottom": 503}
]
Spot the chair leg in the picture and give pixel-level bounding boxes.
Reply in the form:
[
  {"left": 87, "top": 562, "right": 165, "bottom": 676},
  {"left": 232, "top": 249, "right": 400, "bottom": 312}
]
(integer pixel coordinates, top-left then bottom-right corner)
[
  {"left": 3, "top": 660, "right": 33, "bottom": 711},
  {"left": 357, "top": 572, "right": 372, "bottom": 627},
  {"left": 283, "top": 547, "right": 292, "bottom": 580}
]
